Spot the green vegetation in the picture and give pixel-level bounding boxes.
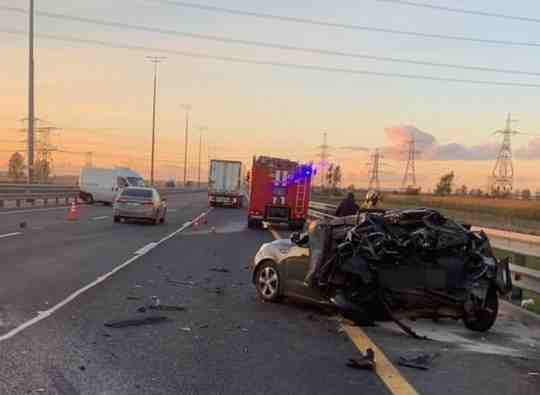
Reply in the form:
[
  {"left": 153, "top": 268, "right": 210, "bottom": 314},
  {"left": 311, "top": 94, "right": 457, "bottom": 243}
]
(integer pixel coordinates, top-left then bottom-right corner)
[{"left": 434, "top": 171, "right": 454, "bottom": 196}]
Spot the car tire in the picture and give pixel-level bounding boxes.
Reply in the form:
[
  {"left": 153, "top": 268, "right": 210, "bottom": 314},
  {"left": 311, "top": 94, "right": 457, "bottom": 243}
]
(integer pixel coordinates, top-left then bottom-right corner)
[
  {"left": 81, "top": 193, "right": 94, "bottom": 204},
  {"left": 113, "top": 216, "right": 120, "bottom": 223},
  {"left": 160, "top": 212, "right": 166, "bottom": 224},
  {"left": 463, "top": 287, "right": 499, "bottom": 332},
  {"left": 255, "top": 261, "right": 282, "bottom": 302}
]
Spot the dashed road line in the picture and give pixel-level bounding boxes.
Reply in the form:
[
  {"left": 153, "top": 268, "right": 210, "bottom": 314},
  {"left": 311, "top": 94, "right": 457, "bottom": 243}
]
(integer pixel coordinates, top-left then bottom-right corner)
[
  {"left": 268, "top": 226, "right": 420, "bottom": 395},
  {"left": 0, "top": 232, "right": 22, "bottom": 239},
  {"left": 91, "top": 216, "right": 109, "bottom": 221},
  {"left": 0, "top": 207, "right": 213, "bottom": 344},
  {"left": 134, "top": 242, "right": 157, "bottom": 255}
]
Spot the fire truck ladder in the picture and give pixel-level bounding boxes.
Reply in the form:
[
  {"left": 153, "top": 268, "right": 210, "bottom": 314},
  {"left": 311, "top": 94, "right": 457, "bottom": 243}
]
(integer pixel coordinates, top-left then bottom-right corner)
[{"left": 295, "top": 175, "right": 308, "bottom": 215}]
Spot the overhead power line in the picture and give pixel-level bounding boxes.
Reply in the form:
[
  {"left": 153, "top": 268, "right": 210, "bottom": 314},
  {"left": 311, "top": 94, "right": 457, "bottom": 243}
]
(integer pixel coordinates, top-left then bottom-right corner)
[
  {"left": 3, "top": 29, "right": 540, "bottom": 89},
  {"left": 375, "top": 0, "right": 540, "bottom": 24},
  {"left": 141, "top": 1, "right": 540, "bottom": 47},
  {"left": 2, "top": 6, "right": 539, "bottom": 76}
]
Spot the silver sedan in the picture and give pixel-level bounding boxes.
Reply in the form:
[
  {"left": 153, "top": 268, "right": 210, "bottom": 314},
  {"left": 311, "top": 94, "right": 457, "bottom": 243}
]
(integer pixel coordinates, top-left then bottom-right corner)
[{"left": 113, "top": 187, "right": 167, "bottom": 225}]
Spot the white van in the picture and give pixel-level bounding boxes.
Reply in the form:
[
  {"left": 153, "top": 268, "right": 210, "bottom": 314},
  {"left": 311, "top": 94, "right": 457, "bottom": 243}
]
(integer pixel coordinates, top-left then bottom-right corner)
[{"left": 79, "top": 167, "right": 145, "bottom": 204}]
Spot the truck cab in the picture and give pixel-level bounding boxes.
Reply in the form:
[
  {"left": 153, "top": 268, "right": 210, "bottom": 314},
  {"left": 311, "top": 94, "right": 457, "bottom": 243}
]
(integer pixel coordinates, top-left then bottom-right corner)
[{"left": 247, "top": 156, "right": 313, "bottom": 230}]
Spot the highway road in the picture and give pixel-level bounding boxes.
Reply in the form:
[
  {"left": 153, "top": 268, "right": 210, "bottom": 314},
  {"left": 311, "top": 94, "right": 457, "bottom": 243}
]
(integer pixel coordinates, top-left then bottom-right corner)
[{"left": 0, "top": 195, "right": 539, "bottom": 394}]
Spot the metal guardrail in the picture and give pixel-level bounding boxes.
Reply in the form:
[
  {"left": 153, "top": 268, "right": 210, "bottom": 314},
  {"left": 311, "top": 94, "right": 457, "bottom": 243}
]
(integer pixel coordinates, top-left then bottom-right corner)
[
  {"left": 309, "top": 201, "right": 540, "bottom": 295},
  {"left": 0, "top": 185, "right": 207, "bottom": 208},
  {"left": 0, "top": 184, "right": 79, "bottom": 208}
]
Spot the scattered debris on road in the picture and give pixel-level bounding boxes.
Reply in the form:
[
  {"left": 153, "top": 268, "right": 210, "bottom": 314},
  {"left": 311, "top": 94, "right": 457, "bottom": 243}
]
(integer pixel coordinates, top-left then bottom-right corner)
[
  {"left": 199, "top": 324, "right": 209, "bottom": 329},
  {"left": 180, "top": 327, "right": 192, "bottom": 332},
  {"left": 104, "top": 316, "right": 169, "bottom": 328},
  {"left": 397, "top": 352, "right": 439, "bottom": 371},
  {"left": 210, "top": 267, "right": 230, "bottom": 273},
  {"left": 19, "top": 221, "right": 27, "bottom": 229},
  {"left": 166, "top": 278, "right": 198, "bottom": 287},
  {"left": 137, "top": 306, "right": 147, "bottom": 313},
  {"left": 79, "top": 365, "right": 86, "bottom": 372},
  {"left": 149, "top": 304, "right": 186, "bottom": 312},
  {"left": 205, "top": 286, "right": 224, "bottom": 295},
  {"left": 126, "top": 296, "right": 142, "bottom": 301},
  {"left": 346, "top": 348, "right": 375, "bottom": 371}
]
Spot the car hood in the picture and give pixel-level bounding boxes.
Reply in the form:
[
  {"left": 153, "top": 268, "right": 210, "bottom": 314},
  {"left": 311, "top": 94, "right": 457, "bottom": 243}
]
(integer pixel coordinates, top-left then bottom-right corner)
[{"left": 254, "top": 238, "right": 295, "bottom": 265}]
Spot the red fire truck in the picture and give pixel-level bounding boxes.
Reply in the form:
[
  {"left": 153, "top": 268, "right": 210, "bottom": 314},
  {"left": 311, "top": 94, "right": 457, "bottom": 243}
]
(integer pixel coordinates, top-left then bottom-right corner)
[{"left": 247, "top": 156, "right": 314, "bottom": 230}]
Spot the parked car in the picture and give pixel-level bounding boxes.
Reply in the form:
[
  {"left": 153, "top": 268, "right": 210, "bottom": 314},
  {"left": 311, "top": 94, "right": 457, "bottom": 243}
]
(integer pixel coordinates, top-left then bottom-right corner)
[
  {"left": 79, "top": 167, "right": 145, "bottom": 204},
  {"left": 252, "top": 208, "right": 512, "bottom": 334},
  {"left": 113, "top": 187, "right": 167, "bottom": 225}
]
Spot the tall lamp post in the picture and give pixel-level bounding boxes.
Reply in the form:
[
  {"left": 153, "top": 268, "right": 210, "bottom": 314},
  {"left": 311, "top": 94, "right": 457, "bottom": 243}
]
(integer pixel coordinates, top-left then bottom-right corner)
[
  {"left": 181, "top": 104, "right": 191, "bottom": 186},
  {"left": 146, "top": 56, "right": 166, "bottom": 185},
  {"left": 27, "top": 0, "right": 35, "bottom": 184},
  {"left": 197, "top": 126, "right": 207, "bottom": 188}
]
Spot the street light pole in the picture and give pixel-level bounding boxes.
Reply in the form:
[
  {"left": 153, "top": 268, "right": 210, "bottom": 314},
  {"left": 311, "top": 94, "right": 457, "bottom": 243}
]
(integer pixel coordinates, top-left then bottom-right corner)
[
  {"left": 197, "top": 126, "right": 207, "bottom": 188},
  {"left": 146, "top": 56, "right": 166, "bottom": 186},
  {"left": 28, "top": 0, "right": 35, "bottom": 184},
  {"left": 181, "top": 104, "right": 191, "bottom": 186}
]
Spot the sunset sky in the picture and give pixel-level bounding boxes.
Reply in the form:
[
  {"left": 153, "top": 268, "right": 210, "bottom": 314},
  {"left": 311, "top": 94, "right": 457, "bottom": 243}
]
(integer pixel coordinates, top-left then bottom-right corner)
[{"left": 1, "top": 0, "right": 540, "bottom": 190}]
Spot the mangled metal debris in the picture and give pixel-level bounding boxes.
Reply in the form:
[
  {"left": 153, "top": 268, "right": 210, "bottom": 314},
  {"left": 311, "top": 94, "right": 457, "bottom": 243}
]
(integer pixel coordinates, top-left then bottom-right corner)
[
  {"left": 397, "top": 352, "right": 439, "bottom": 370},
  {"left": 104, "top": 316, "right": 169, "bottom": 328},
  {"left": 346, "top": 348, "right": 375, "bottom": 371},
  {"left": 210, "top": 267, "right": 230, "bottom": 273},
  {"left": 255, "top": 207, "right": 513, "bottom": 337}
]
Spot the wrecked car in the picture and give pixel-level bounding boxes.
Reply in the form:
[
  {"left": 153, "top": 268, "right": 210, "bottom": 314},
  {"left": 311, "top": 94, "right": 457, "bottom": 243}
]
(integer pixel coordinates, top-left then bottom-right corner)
[{"left": 252, "top": 208, "right": 512, "bottom": 334}]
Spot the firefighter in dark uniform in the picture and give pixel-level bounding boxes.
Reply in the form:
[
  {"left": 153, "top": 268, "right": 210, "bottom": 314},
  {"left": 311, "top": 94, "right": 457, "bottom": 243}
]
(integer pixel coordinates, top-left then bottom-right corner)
[{"left": 335, "top": 192, "right": 360, "bottom": 217}]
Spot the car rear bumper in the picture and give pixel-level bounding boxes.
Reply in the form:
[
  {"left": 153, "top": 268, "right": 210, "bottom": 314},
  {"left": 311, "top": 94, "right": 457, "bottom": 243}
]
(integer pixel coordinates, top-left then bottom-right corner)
[{"left": 113, "top": 208, "right": 155, "bottom": 219}]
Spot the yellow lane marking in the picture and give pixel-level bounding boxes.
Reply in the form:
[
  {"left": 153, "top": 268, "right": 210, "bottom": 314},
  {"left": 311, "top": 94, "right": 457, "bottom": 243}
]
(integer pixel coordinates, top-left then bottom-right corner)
[
  {"left": 343, "top": 325, "right": 420, "bottom": 395},
  {"left": 268, "top": 227, "right": 420, "bottom": 395}
]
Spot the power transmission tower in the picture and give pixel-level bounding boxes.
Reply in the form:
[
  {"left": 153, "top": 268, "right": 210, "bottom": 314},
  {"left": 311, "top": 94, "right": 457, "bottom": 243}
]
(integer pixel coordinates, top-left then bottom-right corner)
[
  {"left": 401, "top": 135, "right": 419, "bottom": 189},
  {"left": 35, "top": 126, "right": 59, "bottom": 183},
  {"left": 318, "top": 132, "right": 330, "bottom": 188},
  {"left": 367, "top": 149, "right": 383, "bottom": 191},
  {"left": 490, "top": 113, "right": 519, "bottom": 194}
]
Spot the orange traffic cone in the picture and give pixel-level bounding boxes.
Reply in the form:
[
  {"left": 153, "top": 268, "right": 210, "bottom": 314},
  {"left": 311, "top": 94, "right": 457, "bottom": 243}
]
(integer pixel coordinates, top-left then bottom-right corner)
[{"left": 68, "top": 201, "right": 79, "bottom": 221}]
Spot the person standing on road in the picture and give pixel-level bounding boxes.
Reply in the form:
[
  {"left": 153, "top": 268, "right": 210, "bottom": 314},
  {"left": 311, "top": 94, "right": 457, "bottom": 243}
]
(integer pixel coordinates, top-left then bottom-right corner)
[{"left": 334, "top": 192, "right": 359, "bottom": 217}]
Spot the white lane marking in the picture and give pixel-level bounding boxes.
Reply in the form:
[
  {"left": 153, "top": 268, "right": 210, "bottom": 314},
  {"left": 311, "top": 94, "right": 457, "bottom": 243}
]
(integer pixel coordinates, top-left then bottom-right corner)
[
  {"left": 0, "top": 207, "right": 213, "bottom": 344},
  {"left": 134, "top": 242, "right": 157, "bottom": 255},
  {"left": 0, "top": 232, "right": 22, "bottom": 239},
  {"left": 91, "top": 216, "right": 109, "bottom": 221},
  {"left": 0, "top": 206, "right": 85, "bottom": 216}
]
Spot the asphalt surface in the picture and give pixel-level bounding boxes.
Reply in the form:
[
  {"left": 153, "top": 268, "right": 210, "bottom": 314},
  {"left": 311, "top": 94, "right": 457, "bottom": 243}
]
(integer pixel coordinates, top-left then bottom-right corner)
[{"left": 0, "top": 198, "right": 539, "bottom": 394}]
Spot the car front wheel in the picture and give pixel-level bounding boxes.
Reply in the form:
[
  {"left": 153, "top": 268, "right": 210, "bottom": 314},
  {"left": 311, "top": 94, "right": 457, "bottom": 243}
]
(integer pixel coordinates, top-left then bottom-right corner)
[
  {"left": 463, "top": 287, "right": 499, "bottom": 332},
  {"left": 256, "top": 262, "right": 282, "bottom": 302}
]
